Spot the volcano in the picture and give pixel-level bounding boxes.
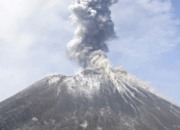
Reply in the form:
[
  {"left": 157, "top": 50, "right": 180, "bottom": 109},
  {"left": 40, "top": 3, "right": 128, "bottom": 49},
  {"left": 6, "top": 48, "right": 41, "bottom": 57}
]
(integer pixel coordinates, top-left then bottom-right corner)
[{"left": 0, "top": 68, "right": 180, "bottom": 130}]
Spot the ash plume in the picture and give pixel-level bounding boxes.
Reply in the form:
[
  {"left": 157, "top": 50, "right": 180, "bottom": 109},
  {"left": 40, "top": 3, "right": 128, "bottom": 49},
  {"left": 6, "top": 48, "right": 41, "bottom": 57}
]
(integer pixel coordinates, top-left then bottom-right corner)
[
  {"left": 67, "top": 0, "right": 118, "bottom": 69},
  {"left": 67, "top": 0, "right": 151, "bottom": 92},
  {"left": 66, "top": 0, "right": 165, "bottom": 100}
]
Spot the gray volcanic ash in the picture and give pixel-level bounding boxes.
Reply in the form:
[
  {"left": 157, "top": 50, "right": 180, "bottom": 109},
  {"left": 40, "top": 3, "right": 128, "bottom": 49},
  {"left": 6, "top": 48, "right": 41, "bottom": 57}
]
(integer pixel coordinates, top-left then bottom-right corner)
[{"left": 67, "top": 0, "right": 117, "bottom": 69}]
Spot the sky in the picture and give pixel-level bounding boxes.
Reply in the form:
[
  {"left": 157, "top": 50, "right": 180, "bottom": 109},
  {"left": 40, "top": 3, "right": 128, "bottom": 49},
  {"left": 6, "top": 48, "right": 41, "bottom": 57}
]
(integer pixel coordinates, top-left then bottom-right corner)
[{"left": 0, "top": 0, "right": 180, "bottom": 104}]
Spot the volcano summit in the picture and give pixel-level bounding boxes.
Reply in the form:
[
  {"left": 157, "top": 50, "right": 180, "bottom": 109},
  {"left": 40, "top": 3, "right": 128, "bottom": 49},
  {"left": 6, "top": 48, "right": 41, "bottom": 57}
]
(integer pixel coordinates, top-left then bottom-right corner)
[
  {"left": 0, "top": 69, "right": 180, "bottom": 130},
  {"left": 0, "top": 68, "right": 180, "bottom": 130}
]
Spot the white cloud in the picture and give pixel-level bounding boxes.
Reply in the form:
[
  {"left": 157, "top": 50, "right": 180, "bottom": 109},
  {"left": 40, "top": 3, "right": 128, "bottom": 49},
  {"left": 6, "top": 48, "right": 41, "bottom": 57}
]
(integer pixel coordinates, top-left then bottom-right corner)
[
  {"left": 110, "top": 0, "right": 180, "bottom": 62},
  {"left": 0, "top": 0, "right": 79, "bottom": 101}
]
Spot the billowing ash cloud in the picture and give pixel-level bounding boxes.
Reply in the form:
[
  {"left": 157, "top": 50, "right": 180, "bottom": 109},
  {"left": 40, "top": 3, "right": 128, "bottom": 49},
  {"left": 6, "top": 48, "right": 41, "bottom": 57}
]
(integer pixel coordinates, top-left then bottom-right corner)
[
  {"left": 67, "top": 0, "right": 118, "bottom": 69},
  {"left": 66, "top": 0, "right": 180, "bottom": 107}
]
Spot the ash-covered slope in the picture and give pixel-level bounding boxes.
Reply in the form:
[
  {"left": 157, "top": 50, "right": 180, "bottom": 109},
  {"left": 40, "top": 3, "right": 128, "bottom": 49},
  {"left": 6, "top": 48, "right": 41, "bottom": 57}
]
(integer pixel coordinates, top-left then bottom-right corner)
[{"left": 0, "top": 68, "right": 180, "bottom": 130}]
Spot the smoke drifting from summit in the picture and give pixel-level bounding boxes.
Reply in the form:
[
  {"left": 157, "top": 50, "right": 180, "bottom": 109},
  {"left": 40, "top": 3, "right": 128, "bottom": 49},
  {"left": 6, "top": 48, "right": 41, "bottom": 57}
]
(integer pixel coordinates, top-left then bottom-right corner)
[
  {"left": 67, "top": 0, "right": 118, "bottom": 69},
  {"left": 66, "top": 0, "right": 178, "bottom": 104},
  {"left": 66, "top": 0, "right": 150, "bottom": 94},
  {"left": 66, "top": 0, "right": 164, "bottom": 100}
]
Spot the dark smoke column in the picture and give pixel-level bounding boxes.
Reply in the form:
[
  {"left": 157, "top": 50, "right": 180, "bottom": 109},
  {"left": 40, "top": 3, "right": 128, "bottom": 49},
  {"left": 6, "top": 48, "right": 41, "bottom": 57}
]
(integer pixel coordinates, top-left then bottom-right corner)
[{"left": 67, "top": 0, "right": 118, "bottom": 69}]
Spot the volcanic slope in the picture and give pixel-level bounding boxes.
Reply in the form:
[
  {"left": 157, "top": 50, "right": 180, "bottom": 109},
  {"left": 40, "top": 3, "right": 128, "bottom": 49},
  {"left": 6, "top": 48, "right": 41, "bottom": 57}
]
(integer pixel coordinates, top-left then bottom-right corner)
[{"left": 0, "top": 68, "right": 180, "bottom": 130}]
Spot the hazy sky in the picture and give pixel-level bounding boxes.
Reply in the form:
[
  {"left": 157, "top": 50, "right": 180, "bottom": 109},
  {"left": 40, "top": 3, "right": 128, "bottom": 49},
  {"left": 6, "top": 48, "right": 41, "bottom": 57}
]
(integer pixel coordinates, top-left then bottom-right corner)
[{"left": 0, "top": 0, "right": 180, "bottom": 103}]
